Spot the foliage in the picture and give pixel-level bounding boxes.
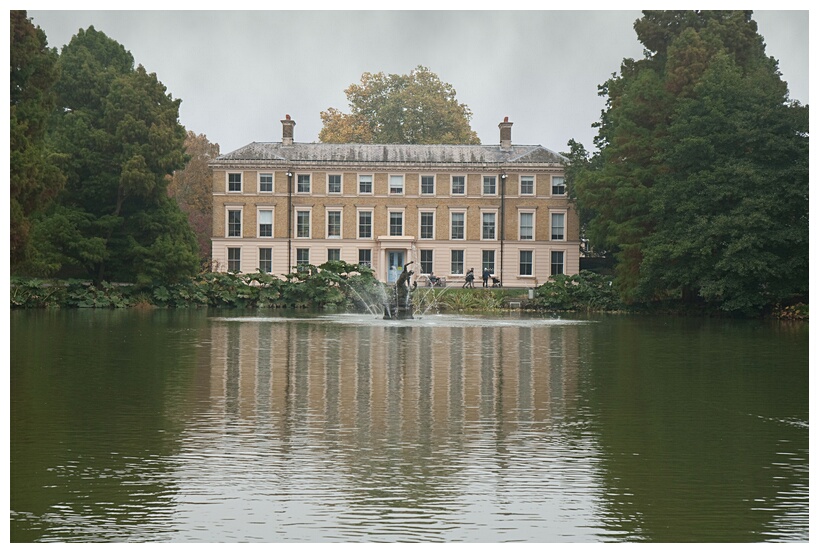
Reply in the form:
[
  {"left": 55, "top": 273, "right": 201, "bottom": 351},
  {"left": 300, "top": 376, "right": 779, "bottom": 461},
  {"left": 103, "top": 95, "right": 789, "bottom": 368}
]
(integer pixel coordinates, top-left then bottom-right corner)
[
  {"left": 25, "top": 25, "right": 199, "bottom": 285},
  {"left": 569, "top": 11, "right": 808, "bottom": 315},
  {"left": 319, "top": 65, "right": 480, "bottom": 144},
  {"left": 168, "top": 131, "right": 220, "bottom": 261},
  {"left": 531, "top": 271, "right": 624, "bottom": 312},
  {"left": 10, "top": 11, "right": 65, "bottom": 268}
]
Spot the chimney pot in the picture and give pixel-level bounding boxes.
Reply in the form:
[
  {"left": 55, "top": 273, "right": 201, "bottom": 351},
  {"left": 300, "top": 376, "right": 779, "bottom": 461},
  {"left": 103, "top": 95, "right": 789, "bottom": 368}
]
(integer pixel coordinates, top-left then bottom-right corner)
[
  {"left": 281, "top": 115, "right": 296, "bottom": 146},
  {"left": 499, "top": 117, "right": 513, "bottom": 150}
]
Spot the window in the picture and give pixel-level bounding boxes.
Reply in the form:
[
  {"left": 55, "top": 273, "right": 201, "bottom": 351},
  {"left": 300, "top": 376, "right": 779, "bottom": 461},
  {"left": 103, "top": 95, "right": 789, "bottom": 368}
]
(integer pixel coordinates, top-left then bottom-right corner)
[
  {"left": 259, "top": 248, "right": 272, "bottom": 273},
  {"left": 421, "top": 175, "right": 435, "bottom": 195},
  {"left": 389, "top": 212, "right": 403, "bottom": 236},
  {"left": 420, "top": 250, "right": 433, "bottom": 274},
  {"left": 228, "top": 247, "right": 241, "bottom": 273},
  {"left": 520, "top": 212, "right": 534, "bottom": 240},
  {"left": 482, "top": 250, "right": 495, "bottom": 274},
  {"left": 552, "top": 176, "right": 566, "bottom": 195},
  {"left": 551, "top": 251, "right": 564, "bottom": 276},
  {"left": 451, "top": 212, "right": 465, "bottom": 240},
  {"left": 359, "top": 174, "right": 373, "bottom": 194},
  {"left": 420, "top": 212, "right": 434, "bottom": 239},
  {"left": 520, "top": 250, "right": 533, "bottom": 276},
  {"left": 327, "top": 248, "right": 341, "bottom": 261},
  {"left": 358, "top": 211, "right": 372, "bottom": 238},
  {"left": 483, "top": 176, "right": 497, "bottom": 195},
  {"left": 227, "top": 209, "right": 242, "bottom": 237},
  {"left": 258, "top": 209, "right": 272, "bottom": 237},
  {"left": 259, "top": 173, "right": 273, "bottom": 193},
  {"left": 327, "top": 210, "right": 341, "bottom": 238},
  {"left": 520, "top": 176, "right": 534, "bottom": 195},
  {"left": 482, "top": 212, "right": 496, "bottom": 240},
  {"left": 389, "top": 175, "right": 404, "bottom": 194},
  {"left": 451, "top": 175, "right": 465, "bottom": 195},
  {"left": 358, "top": 249, "right": 372, "bottom": 267},
  {"left": 296, "top": 210, "right": 311, "bottom": 238},
  {"left": 228, "top": 173, "right": 242, "bottom": 192},
  {"left": 451, "top": 250, "right": 464, "bottom": 275},
  {"left": 328, "top": 174, "right": 342, "bottom": 194},
  {"left": 297, "top": 174, "right": 311, "bottom": 193},
  {"left": 551, "top": 213, "right": 565, "bottom": 240},
  {"left": 296, "top": 248, "right": 310, "bottom": 269}
]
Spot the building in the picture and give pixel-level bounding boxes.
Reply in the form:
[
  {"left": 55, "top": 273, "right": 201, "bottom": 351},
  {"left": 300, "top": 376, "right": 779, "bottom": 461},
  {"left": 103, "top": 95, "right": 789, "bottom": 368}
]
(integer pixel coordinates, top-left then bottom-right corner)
[{"left": 210, "top": 115, "right": 579, "bottom": 287}]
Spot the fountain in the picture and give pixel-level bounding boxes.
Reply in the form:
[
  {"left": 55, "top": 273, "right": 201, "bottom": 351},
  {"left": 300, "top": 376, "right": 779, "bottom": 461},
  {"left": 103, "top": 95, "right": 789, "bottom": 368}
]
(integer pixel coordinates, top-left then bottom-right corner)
[{"left": 343, "top": 262, "right": 418, "bottom": 320}]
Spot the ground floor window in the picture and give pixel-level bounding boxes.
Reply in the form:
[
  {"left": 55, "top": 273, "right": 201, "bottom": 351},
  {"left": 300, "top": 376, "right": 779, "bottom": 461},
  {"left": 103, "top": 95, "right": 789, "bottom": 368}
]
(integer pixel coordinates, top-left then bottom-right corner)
[
  {"left": 259, "top": 248, "right": 272, "bottom": 273},
  {"left": 519, "top": 250, "right": 533, "bottom": 276},
  {"left": 296, "top": 248, "right": 310, "bottom": 269},
  {"left": 551, "top": 251, "right": 564, "bottom": 276},
  {"left": 327, "top": 248, "right": 341, "bottom": 262},
  {"left": 420, "top": 249, "right": 433, "bottom": 274},
  {"left": 228, "top": 247, "right": 241, "bottom": 273},
  {"left": 451, "top": 250, "right": 464, "bottom": 275},
  {"left": 482, "top": 250, "right": 495, "bottom": 274},
  {"left": 358, "top": 249, "right": 371, "bottom": 267}
]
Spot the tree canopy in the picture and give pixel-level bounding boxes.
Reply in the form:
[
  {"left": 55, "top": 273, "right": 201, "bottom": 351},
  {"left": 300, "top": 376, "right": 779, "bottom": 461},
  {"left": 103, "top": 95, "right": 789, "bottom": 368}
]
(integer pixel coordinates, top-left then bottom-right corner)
[
  {"left": 21, "top": 23, "right": 200, "bottom": 285},
  {"left": 568, "top": 11, "right": 808, "bottom": 315},
  {"left": 319, "top": 66, "right": 480, "bottom": 144}
]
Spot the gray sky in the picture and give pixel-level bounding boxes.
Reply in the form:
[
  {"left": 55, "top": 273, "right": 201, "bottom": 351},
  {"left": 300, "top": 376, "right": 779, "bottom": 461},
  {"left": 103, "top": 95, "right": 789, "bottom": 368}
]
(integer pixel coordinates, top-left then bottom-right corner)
[{"left": 26, "top": 9, "right": 809, "bottom": 156}]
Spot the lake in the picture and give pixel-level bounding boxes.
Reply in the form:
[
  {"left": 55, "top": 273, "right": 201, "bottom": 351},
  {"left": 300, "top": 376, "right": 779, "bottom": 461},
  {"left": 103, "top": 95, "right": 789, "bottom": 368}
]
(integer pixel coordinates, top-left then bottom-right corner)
[{"left": 10, "top": 309, "right": 809, "bottom": 542}]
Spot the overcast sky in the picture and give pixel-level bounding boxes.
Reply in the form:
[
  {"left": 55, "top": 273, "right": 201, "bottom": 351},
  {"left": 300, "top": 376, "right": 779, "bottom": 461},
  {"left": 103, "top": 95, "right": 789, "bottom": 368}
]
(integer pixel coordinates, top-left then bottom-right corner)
[{"left": 26, "top": 8, "right": 809, "bottom": 156}]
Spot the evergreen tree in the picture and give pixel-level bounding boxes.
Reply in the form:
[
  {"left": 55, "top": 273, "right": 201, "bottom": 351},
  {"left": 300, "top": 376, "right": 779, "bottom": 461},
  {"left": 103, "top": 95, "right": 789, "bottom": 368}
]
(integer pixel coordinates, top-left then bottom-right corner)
[
  {"left": 570, "top": 11, "right": 808, "bottom": 314},
  {"left": 320, "top": 66, "right": 480, "bottom": 144},
  {"left": 36, "top": 26, "right": 199, "bottom": 285},
  {"left": 10, "top": 11, "right": 64, "bottom": 269}
]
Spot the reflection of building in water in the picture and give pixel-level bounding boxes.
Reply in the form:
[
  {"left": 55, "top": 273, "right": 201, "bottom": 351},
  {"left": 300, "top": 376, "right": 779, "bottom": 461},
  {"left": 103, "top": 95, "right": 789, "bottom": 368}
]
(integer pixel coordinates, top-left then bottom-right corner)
[{"left": 208, "top": 320, "right": 580, "bottom": 439}]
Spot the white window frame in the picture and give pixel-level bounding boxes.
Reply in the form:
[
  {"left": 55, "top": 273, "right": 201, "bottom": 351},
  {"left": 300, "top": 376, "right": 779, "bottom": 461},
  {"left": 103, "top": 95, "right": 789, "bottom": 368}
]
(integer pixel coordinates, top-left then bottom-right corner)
[
  {"left": 550, "top": 211, "right": 566, "bottom": 241},
  {"left": 258, "top": 247, "right": 273, "bottom": 273},
  {"left": 482, "top": 175, "right": 497, "bottom": 196},
  {"left": 388, "top": 209, "right": 405, "bottom": 237},
  {"left": 450, "top": 249, "right": 465, "bottom": 275},
  {"left": 358, "top": 249, "right": 372, "bottom": 268},
  {"left": 552, "top": 175, "right": 566, "bottom": 196},
  {"left": 450, "top": 209, "right": 466, "bottom": 240},
  {"left": 420, "top": 175, "right": 435, "bottom": 195},
  {"left": 226, "top": 206, "right": 243, "bottom": 238},
  {"left": 419, "top": 249, "right": 434, "bottom": 274},
  {"left": 520, "top": 175, "right": 535, "bottom": 196},
  {"left": 296, "top": 247, "right": 310, "bottom": 268},
  {"left": 419, "top": 210, "right": 436, "bottom": 240},
  {"left": 257, "top": 207, "right": 274, "bottom": 238},
  {"left": 295, "top": 207, "right": 312, "bottom": 239},
  {"left": 519, "top": 250, "right": 534, "bottom": 277},
  {"left": 519, "top": 210, "right": 536, "bottom": 241},
  {"left": 480, "top": 209, "right": 498, "bottom": 241},
  {"left": 258, "top": 172, "right": 274, "bottom": 193},
  {"left": 227, "top": 246, "right": 242, "bottom": 273},
  {"left": 389, "top": 174, "right": 405, "bottom": 195},
  {"left": 551, "top": 250, "right": 565, "bottom": 276},
  {"left": 451, "top": 175, "right": 466, "bottom": 196},
  {"left": 357, "top": 208, "right": 373, "bottom": 239},
  {"left": 358, "top": 174, "right": 373, "bottom": 195},
  {"left": 326, "top": 208, "right": 343, "bottom": 239},
  {"left": 327, "top": 174, "right": 343, "bottom": 195},
  {"left": 296, "top": 173, "right": 311, "bottom": 194},
  {"left": 227, "top": 172, "right": 242, "bottom": 193},
  {"left": 327, "top": 248, "right": 341, "bottom": 262}
]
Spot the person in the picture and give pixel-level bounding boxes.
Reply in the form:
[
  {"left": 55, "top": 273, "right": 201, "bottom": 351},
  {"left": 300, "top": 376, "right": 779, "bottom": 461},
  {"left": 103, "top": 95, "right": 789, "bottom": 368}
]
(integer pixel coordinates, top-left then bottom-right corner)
[
  {"left": 463, "top": 268, "right": 475, "bottom": 288},
  {"left": 482, "top": 268, "right": 491, "bottom": 288},
  {"left": 428, "top": 271, "right": 440, "bottom": 287}
]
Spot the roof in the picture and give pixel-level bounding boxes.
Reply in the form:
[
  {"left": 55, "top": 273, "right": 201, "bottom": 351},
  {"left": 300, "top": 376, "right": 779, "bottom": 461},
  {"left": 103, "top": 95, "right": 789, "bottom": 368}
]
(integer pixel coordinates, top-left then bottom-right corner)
[{"left": 213, "top": 142, "right": 567, "bottom": 166}]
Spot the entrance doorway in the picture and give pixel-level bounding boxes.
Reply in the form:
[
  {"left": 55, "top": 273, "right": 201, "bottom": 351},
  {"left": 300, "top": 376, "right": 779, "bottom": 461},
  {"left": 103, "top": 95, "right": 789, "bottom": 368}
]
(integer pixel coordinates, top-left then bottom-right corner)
[{"left": 386, "top": 250, "right": 405, "bottom": 283}]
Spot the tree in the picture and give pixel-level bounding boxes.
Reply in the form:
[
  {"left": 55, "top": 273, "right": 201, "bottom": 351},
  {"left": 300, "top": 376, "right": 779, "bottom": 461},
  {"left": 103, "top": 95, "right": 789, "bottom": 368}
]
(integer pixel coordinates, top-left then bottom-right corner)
[
  {"left": 319, "top": 66, "right": 480, "bottom": 144},
  {"left": 35, "top": 26, "right": 199, "bottom": 285},
  {"left": 168, "top": 131, "right": 220, "bottom": 262},
  {"left": 10, "top": 11, "right": 65, "bottom": 268},
  {"left": 570, "top": 11, "right": 808, "bottom": 314}
]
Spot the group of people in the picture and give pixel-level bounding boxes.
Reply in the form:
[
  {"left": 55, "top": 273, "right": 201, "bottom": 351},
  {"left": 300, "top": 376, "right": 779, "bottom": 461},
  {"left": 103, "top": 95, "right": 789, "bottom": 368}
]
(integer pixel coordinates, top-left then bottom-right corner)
[{"left": 461, "top": 268, "right": 496, "bottom": 288}]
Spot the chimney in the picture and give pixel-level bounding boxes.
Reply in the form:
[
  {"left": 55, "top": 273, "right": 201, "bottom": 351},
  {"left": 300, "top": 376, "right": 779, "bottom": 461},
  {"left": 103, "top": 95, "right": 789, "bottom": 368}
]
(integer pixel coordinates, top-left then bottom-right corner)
[
  {"left": 499, "top": 116, "right": 513, "bottom": 150},
  {"left": 281, "top": 114, "right": 296, "bottom": 146}
]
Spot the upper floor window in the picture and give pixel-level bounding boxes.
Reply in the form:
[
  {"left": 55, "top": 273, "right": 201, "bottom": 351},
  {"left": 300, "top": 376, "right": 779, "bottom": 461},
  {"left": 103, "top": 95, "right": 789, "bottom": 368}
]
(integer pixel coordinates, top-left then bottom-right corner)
[
  {"left": 420, "top": 212, "right": 435, "bottom": 239},
  {"left": 551, "top": 213, "right": 565, "bottom": 240},
  {"left": 259, "top": 173, "right": 273, "bottom": 193},
  {"left": 483, "top": 176, "right": 497, "bottom": 195},
  {"left": 552, "top": 176, "right": 566, "bottom": 195},
  {"left": 359, "top": 175, "right": 373, "bottom": 194},
  {"left": 482, "top": 212, "right": 496, "bottom": 240},
  {"left": 421, "top": 175, "right": 435, "bottom": 195},
  {"left": 227, "top": 209, "right": 242, "bottom": 237},
  {"left": 297, "top": 174, "right": 311, "bottom": 193},
  {"left": 520, "top": 212, "right": 534, "bottom": 241},
  {"left": 451, "top": 175, "right": 465, "bottom": 195},
  {"left": 228, "top": 173, "right": 242, "bottom": 192},
  {"left": 358, "top": 211, "right": 372, "bottom": 239},
  {"left": 520, "top": 176, "right": 534, "bottom": 195},
  {"left": 296, "top": 210, "right": 311, "bottom": 238},
  {"left": 451, "top": 212, "right": 465, "bottom": 240},
  {"left": 258, "top": 209, "right": 273, "bottom": 237},
  {"left": 389, "top": 212, "right": 403, "bottom": 236},
  {"left": 328, "top": 174, "right": 342, "bottom": 194},
  {"left": 389, "top": 175, "right": 404, "bottom": 195},
  {"left": 327, "top": 210, "right": 342, "bottom": 238}
]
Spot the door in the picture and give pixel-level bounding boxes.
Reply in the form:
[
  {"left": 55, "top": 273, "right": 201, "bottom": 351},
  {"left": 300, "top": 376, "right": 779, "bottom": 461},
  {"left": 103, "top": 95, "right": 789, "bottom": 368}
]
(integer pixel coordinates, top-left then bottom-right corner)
[{"left": 386, "top": 250, "right": 404, "bottom": 283}]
